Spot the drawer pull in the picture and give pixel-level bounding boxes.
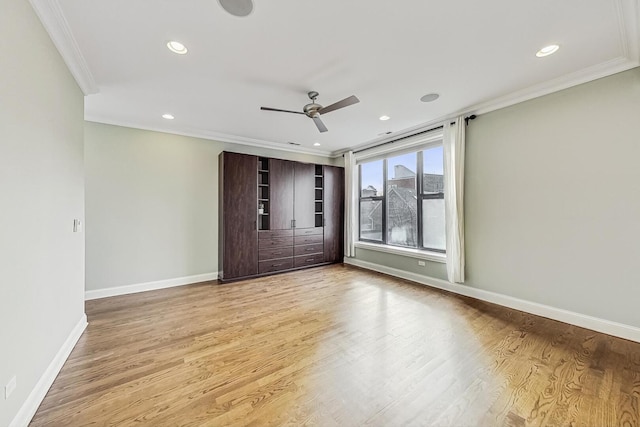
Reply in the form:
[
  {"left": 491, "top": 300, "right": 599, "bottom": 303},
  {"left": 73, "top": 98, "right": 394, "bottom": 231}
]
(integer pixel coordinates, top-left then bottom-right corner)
[
  {"left": 271, "top": 263, "right": 283, "bottom": 267},
  {"left": 306, "top": 258, "right": 314, "bottom": 262},
  {"left": 305, "top": 248, "right": 315, "bottom": 251},
  {"left": 273, "top": 252, "right": 282, "bottom": 255}
]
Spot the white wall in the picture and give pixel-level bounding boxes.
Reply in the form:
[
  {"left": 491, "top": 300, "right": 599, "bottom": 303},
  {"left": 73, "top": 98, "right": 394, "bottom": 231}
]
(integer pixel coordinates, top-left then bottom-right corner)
[
  {"left": 464, "top": 68, "right": 640, "bottom": 329},
  {"left": 84, "top": 122, "right": 335, "bottom": 292},
  {"left": 0, "top": 2, "right": 85, "bottom": 425}
]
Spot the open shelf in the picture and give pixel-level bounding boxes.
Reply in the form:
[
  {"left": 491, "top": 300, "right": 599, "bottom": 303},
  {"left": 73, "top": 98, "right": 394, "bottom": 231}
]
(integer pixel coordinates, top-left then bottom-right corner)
[
  {"left": 258, "top": 157, "right": 269, "bottom": 170},
  {"left": 258, "top": 157, "right": 270, "bottom": 230},
  {"left": 314, "top": 165, "right": 324, "bottom": 228}
]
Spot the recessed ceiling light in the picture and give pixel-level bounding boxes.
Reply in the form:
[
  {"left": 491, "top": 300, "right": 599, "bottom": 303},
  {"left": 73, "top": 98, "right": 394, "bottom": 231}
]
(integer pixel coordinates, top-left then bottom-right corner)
[
  {"left": 218, "top": 0, "right": 253, "bottom": 17},
  {"left": 162, "top": 113, "right": 175, "bottom": 120},
  {"left": 536, "top": 44, "right": 559, "bottom": 57},
  {"left": 313, "top": 142, "right": 321, "bottom": 146},
  {"left": 166, "top": 41, "right": 188, "bottom": 55},
  {"left": 379, "top": 115, "right": 390, "bottom": 121},
  {"left": 420, "top": 93, "right": 440, "bottom": 103}
]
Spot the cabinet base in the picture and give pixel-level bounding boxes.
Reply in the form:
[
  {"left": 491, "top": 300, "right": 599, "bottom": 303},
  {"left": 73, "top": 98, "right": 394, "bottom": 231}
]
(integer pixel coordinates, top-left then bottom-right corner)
[{"left": 218, "top": 261, "right": 339, "bottom": 284}]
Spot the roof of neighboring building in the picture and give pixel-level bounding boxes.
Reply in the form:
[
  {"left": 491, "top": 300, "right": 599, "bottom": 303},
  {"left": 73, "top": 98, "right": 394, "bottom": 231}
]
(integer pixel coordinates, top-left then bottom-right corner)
[
  {"left": 393, "top": 165, "right": 416, "bottom": 178},
  {"left": 423, "top": 174, "right": 444, "bottom": 193},
  {"left": 387, "top": 186, "right": 418, "bottom": 215}
]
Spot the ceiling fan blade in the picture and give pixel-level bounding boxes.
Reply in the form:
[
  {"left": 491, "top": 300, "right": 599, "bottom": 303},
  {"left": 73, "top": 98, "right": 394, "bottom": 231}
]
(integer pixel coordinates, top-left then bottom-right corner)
[
  {"left": 260, "top": 107, "right": 305, "bottom": 115},
  {"left": 312, "top": 115, "right": 328, "bottom": 133},
  {"left": 318, "top": 95, "right": 360, "bottom": 115}
]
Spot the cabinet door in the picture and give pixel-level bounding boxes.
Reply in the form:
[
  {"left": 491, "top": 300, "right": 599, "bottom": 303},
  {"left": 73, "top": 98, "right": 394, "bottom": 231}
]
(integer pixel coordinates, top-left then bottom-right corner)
[
  {"left": 270, "top": 159, "right": 294, "bottom": 230},
  {"left": 323, "top": 165, "right": 344, "bottom": 263},
  {"left": 294, "top": 162, "right": 316, "bottom": 229},
  {"left": 220, "top": 152, "right": 258, "bottom": 279}
]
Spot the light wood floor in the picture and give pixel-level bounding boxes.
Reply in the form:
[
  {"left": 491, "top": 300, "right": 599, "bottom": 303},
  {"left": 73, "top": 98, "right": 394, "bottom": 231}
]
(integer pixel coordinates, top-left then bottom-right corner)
[{"left": 31, "top": 264, "right": 640, "bottom": 426}]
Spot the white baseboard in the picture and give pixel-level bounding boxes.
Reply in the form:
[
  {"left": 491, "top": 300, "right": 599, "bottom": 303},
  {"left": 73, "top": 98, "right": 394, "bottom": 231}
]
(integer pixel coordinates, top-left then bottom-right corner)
[
  {"left": 85, "top": 272, "right": 219, "bottom": 301},
  {"left": 344, "top": 258, "right": 640, "bottom": 343},
  {"left": 10, "top": 314, "right": 88, "bottom": 427}
]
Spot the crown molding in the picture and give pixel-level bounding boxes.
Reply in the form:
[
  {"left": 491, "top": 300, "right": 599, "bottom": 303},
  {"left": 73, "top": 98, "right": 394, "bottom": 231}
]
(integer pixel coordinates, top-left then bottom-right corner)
[
  {"left": 84, "top": 115, "right": 334, "bottom": 158},
  {"left": 468, "top": 56, "right": 638, "bottom": 117},
  {"left": 332, "top": 115, "right": 453, "bottom": 157},
  {"left": 29, "top": 0, "right": 98, "bottom": 95},
  {"left": 38, "top": 0, "right": 637, "bottom": 157},
  {"left": 333, "top": 0, "right": 640, "bottom": 157},
  {"left": 334, "top": 56, "right": 636, "bottom": 157}
]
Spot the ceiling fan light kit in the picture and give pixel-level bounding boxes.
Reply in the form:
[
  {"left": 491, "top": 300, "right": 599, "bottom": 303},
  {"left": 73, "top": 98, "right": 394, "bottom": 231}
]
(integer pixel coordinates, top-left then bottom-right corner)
[{"left": 261, "top": 91, "right": 360, "bottom": 133}]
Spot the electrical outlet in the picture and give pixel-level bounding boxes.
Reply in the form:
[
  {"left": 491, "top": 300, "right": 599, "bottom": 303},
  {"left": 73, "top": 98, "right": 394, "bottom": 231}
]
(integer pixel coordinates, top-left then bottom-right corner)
[
  {"left": 417, "top": 260, "right": 426, "bottom": 266},
  {"left": 5, "top": 376, "right": 16, "bottom": 399}
]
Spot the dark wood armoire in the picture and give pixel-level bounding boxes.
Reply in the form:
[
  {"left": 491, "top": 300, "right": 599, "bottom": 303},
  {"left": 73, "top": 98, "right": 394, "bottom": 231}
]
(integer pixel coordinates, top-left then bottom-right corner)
[{"left": 219, "top": 151, "right": 344, "bottom": 282}]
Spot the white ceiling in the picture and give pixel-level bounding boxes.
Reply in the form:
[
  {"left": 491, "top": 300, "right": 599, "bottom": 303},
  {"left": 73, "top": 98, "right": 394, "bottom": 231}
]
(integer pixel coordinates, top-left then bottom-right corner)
[{"left": 35, "top": 0, "right": 639, "bottom": 156}]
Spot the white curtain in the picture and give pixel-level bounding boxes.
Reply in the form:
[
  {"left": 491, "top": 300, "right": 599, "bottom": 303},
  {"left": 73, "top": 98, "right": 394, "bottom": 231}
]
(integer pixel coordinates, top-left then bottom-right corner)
[
  {"left": 443, "top": 118, "right": 466, "bottom": 283},
  {"left": 344, "top": 151, "right": 358, "bottom": 257}
]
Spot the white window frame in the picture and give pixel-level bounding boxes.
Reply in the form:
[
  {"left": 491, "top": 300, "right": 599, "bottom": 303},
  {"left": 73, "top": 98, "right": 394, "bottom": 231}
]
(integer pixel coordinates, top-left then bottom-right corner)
[{"left": 355, "top": 129, "right": 446, "bottom": 263}]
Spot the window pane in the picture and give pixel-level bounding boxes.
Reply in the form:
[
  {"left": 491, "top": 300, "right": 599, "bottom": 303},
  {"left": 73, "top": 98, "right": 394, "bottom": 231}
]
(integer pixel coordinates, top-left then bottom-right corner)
[
  {"left": 422, "top": 145, "right": 444, "bottom": 194},
  {"left": 387, "top": 153, "right": 417, "bottom": 247},
  {"left": 422, "top": 198, "right": 445, "bottom": 251},
  {"left": 360, "top": 160, "right": 383, "bottom": 197},
  {"left": 360, "top": 200, "right": 383, "bottom": 241}
]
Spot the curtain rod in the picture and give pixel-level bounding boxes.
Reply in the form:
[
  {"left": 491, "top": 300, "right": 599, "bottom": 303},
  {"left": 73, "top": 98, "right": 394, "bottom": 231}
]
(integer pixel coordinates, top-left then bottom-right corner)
[{"left": 352, "top": 114, "right": 476, "bottom": 154}]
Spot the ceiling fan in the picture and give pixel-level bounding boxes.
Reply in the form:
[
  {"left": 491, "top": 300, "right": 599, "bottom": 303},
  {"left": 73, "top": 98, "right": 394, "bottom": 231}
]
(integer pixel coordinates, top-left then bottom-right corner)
[{"left": 261, "top": 91, "right": 360, "bottom": 133}]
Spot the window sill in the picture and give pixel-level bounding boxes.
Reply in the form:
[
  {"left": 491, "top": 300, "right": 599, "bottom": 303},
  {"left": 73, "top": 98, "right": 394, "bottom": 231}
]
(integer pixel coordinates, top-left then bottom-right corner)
[{"left": 354, "top": 241, "right": 446, "bottom": 264}]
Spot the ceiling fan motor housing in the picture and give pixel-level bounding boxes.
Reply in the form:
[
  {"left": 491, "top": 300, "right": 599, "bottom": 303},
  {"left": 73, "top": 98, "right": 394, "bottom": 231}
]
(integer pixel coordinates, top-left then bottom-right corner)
[{"left": 303, "top": 103, "right": 323, "bottom": 117}]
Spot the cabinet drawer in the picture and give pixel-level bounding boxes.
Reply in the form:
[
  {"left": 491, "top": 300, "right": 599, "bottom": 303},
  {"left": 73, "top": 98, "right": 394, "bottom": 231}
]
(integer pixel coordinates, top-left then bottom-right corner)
[
  {"left": 259, "top": 247, "right": 294, "bottom": 261},
  {"left": 259, "top": 258, "right": 294, "bottom": 274},
  {"left": 294, "top": 227, "right": 323, "bottom": 236},
  {"left": 294, "top": 243, "right": 323, "bottom": 256},
  {"left": 294, "top": 234, "right": 323, "bottom": 245},
  {"left": 259, "top": 229, "right": 293, "bottom": 239},
  {"left": 259, "top": 237, "right": 293, "bottom": 248},
  {"left": 294, "top": 254, "right": 325, "bottom": 268}
]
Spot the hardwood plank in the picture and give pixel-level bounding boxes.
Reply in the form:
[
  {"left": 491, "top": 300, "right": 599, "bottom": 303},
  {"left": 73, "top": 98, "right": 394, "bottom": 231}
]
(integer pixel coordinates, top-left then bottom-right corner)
[{"left": 30, "top": 265, "right": 640, "bottom": 426}]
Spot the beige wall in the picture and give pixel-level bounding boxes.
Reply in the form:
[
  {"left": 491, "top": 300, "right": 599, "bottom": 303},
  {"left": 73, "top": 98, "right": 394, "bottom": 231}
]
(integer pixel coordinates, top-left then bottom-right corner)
[
  {"left": 464, "top": 68, "right": 640, "bottom": 328},
  {"left": 354, "top": 248, "right": 447, "bottom": 280},
  {"left": 0, "top": 2, "right": 85, "bottom": 425},
  {"left": 353, "top": 68, "right": 640, "bottom": 329},
  {"left": 84, "top": 122, "right": 335, "bottom": 291}
]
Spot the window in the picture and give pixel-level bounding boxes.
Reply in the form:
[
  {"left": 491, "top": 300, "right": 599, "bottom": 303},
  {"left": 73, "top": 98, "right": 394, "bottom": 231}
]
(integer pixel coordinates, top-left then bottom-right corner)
[
  {"left": 387, "top": 152, "right": 417, "bottom": 247},
  {"left": 359, "top": 160, "right": 383, "bottom": 242},
  {"left": 421, "top": 145, "right": 445, "bottom": 251},
  {"left": 358, "top": 144, "right": 445, "bottom": 253}
]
